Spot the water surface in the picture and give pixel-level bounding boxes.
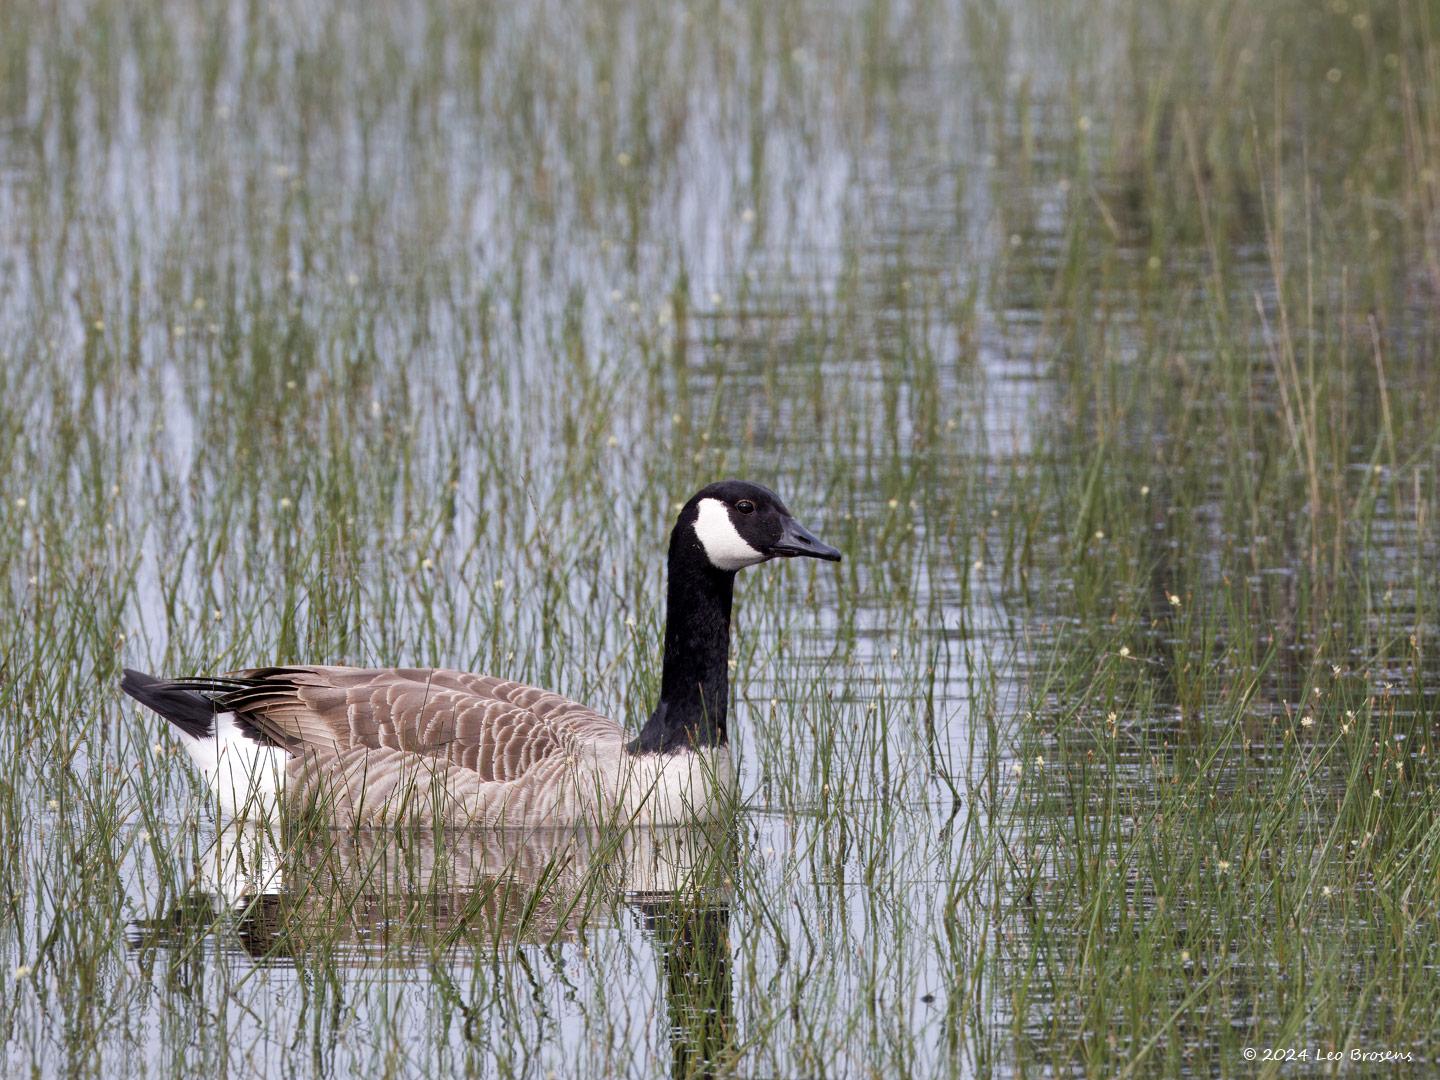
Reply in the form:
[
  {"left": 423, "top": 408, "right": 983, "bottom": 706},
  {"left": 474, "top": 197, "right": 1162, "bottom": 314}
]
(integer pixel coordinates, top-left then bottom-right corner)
[{"left": 2, "top": 0, "right": 1438, "bottom": 1076}]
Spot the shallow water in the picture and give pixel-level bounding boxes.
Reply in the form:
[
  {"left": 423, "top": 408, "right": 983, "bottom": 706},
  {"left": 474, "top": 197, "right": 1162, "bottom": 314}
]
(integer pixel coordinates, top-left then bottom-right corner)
[{"left": 2, "top": 0, "right": 1439, "bottom": 1076}]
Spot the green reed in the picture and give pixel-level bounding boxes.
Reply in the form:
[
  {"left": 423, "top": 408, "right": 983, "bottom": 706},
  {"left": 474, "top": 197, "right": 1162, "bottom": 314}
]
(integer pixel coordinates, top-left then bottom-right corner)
[{"left": 0, "top": 0, "right": 1438, "bottom": 1076}]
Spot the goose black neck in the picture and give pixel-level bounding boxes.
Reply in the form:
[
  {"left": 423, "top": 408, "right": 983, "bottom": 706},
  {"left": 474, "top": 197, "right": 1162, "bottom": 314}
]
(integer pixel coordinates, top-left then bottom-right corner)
[{"left": 628, "top": 536, "right": 735, "bottom": 755}]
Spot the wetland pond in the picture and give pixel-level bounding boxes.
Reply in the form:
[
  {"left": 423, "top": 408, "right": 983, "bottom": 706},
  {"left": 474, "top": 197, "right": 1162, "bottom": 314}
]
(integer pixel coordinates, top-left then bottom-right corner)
[{"left": 3, "top": 0, "right": 1440, "bottom": 1076}]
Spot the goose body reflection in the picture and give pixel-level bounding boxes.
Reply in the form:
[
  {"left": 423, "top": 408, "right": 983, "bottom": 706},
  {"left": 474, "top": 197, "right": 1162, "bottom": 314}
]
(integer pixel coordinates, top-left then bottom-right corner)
[{"left": 129, "top": 823, "right": 738, "bottom": 1078}]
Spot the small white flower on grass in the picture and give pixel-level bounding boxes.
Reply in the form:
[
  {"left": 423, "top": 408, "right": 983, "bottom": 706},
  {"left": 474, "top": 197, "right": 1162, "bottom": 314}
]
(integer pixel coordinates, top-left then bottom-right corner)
[
  {"left": 420, "top": 557, "right": 433, "bottom": 570},
  {"left": 887, "top": 498, "right": 899, "bottom": 509},
  {"left": 1033, "top": 755, "right": 1044, "bottom": 769},
  {"left": 615, "top": 151, "right": 632, "bottom": 167},
  {"left": 1321, "top": 886, "right": 1332, "bottom": 898},
  {"left": 1093, "top": 530, "right": 1105, "bottom": 540},
  {"left": 1118, "top": 646, "right": 1131, "bottom": 658},
  {"left": 492, "top": 578, "right": 505, "bottom": 591},
  {"left": 709, "top": 292, "right": 722, "bottom": 305},
  {"left": 278, "top": 497, "right": 292, "bottom": 510},
  {"left": 14, "top": 965, "right": 32, "bottom": 980},
  {"left": 1179, "top": 950, "right": 1190, "bottom": 964},
  {"left": 1139, "top": 485, "right": 1150, "bottom": 496},
  {"left": 1300, "top": 716, "right": 1314, "bottom": 729},
  {"left": 741, "top": 208, "right": 755, "bottom": 223},
  {"left": 606, "top": 435, "right": 619, "bottom": 447},
  {"left": 14, "top": 497, "right": 26, "bottom": 509},
  {"left": 152, "top": 742, "right": 165, "bottom": 756},
  {"left": 1217, "top": 860, "right": 1231, "bottom": 873},
  {"left": 1010, "top": 762, "right": 1023, "bottom": 777},
  {"left": 1167, "top": 593, "right": 1181, "bottom": 607}
]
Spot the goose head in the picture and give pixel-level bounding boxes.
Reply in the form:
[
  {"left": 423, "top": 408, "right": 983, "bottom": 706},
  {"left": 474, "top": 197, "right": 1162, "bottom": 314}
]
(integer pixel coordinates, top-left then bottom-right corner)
[
  {"left": 631, "top": 479, "right": 840, "bottom": 754},
  {"left": 678, "top": 480, "right": 841, "bottom": 572}
]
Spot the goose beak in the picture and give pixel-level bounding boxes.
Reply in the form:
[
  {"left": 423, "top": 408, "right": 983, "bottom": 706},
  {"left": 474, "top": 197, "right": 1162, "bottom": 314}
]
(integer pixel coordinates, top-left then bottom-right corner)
[{"left": 770, "top": 517, "right": 842, "bottom": 562}]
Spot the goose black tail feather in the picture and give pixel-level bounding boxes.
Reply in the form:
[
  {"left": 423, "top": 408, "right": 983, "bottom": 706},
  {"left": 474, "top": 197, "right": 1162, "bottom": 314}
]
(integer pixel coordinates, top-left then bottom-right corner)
[{"left": 120, "top": 668, "right": 217, "bottom": 740}]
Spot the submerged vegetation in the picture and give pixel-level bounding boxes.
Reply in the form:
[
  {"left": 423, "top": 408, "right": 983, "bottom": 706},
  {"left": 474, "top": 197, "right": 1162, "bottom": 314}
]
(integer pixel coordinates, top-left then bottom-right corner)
[{"left": 1, "top": 0, "right": 1439, "bottom": 1074}]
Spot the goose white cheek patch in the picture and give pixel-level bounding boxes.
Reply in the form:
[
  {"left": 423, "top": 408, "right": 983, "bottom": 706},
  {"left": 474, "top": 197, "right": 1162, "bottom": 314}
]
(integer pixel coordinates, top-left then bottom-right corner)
[{"left": 693, "top": 498, "right": 766, "bottom": 570}]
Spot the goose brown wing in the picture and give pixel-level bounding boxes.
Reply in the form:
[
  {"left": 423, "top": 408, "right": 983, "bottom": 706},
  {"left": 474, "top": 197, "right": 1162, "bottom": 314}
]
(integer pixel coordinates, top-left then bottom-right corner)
[{"left": 187, "top": 666, "right": 623, "bottom": 783}]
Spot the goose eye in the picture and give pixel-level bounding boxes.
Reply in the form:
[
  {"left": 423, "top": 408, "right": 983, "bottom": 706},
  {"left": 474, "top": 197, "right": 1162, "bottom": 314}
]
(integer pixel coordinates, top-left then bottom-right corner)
[{"left": 735, "top": 499, "right": 755, "bottom": 514}]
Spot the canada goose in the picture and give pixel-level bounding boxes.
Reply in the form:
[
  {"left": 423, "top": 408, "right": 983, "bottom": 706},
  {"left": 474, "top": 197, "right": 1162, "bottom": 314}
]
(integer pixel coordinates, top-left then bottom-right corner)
[{"left": 120, "top": 480, "right": 840, "bottom": 827}]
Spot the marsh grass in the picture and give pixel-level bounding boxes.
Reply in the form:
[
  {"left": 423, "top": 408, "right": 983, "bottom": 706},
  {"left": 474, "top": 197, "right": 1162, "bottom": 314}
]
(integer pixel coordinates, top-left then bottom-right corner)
[{"left": 2, "top": 0, "right": 1440, "bottom": 1075}]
